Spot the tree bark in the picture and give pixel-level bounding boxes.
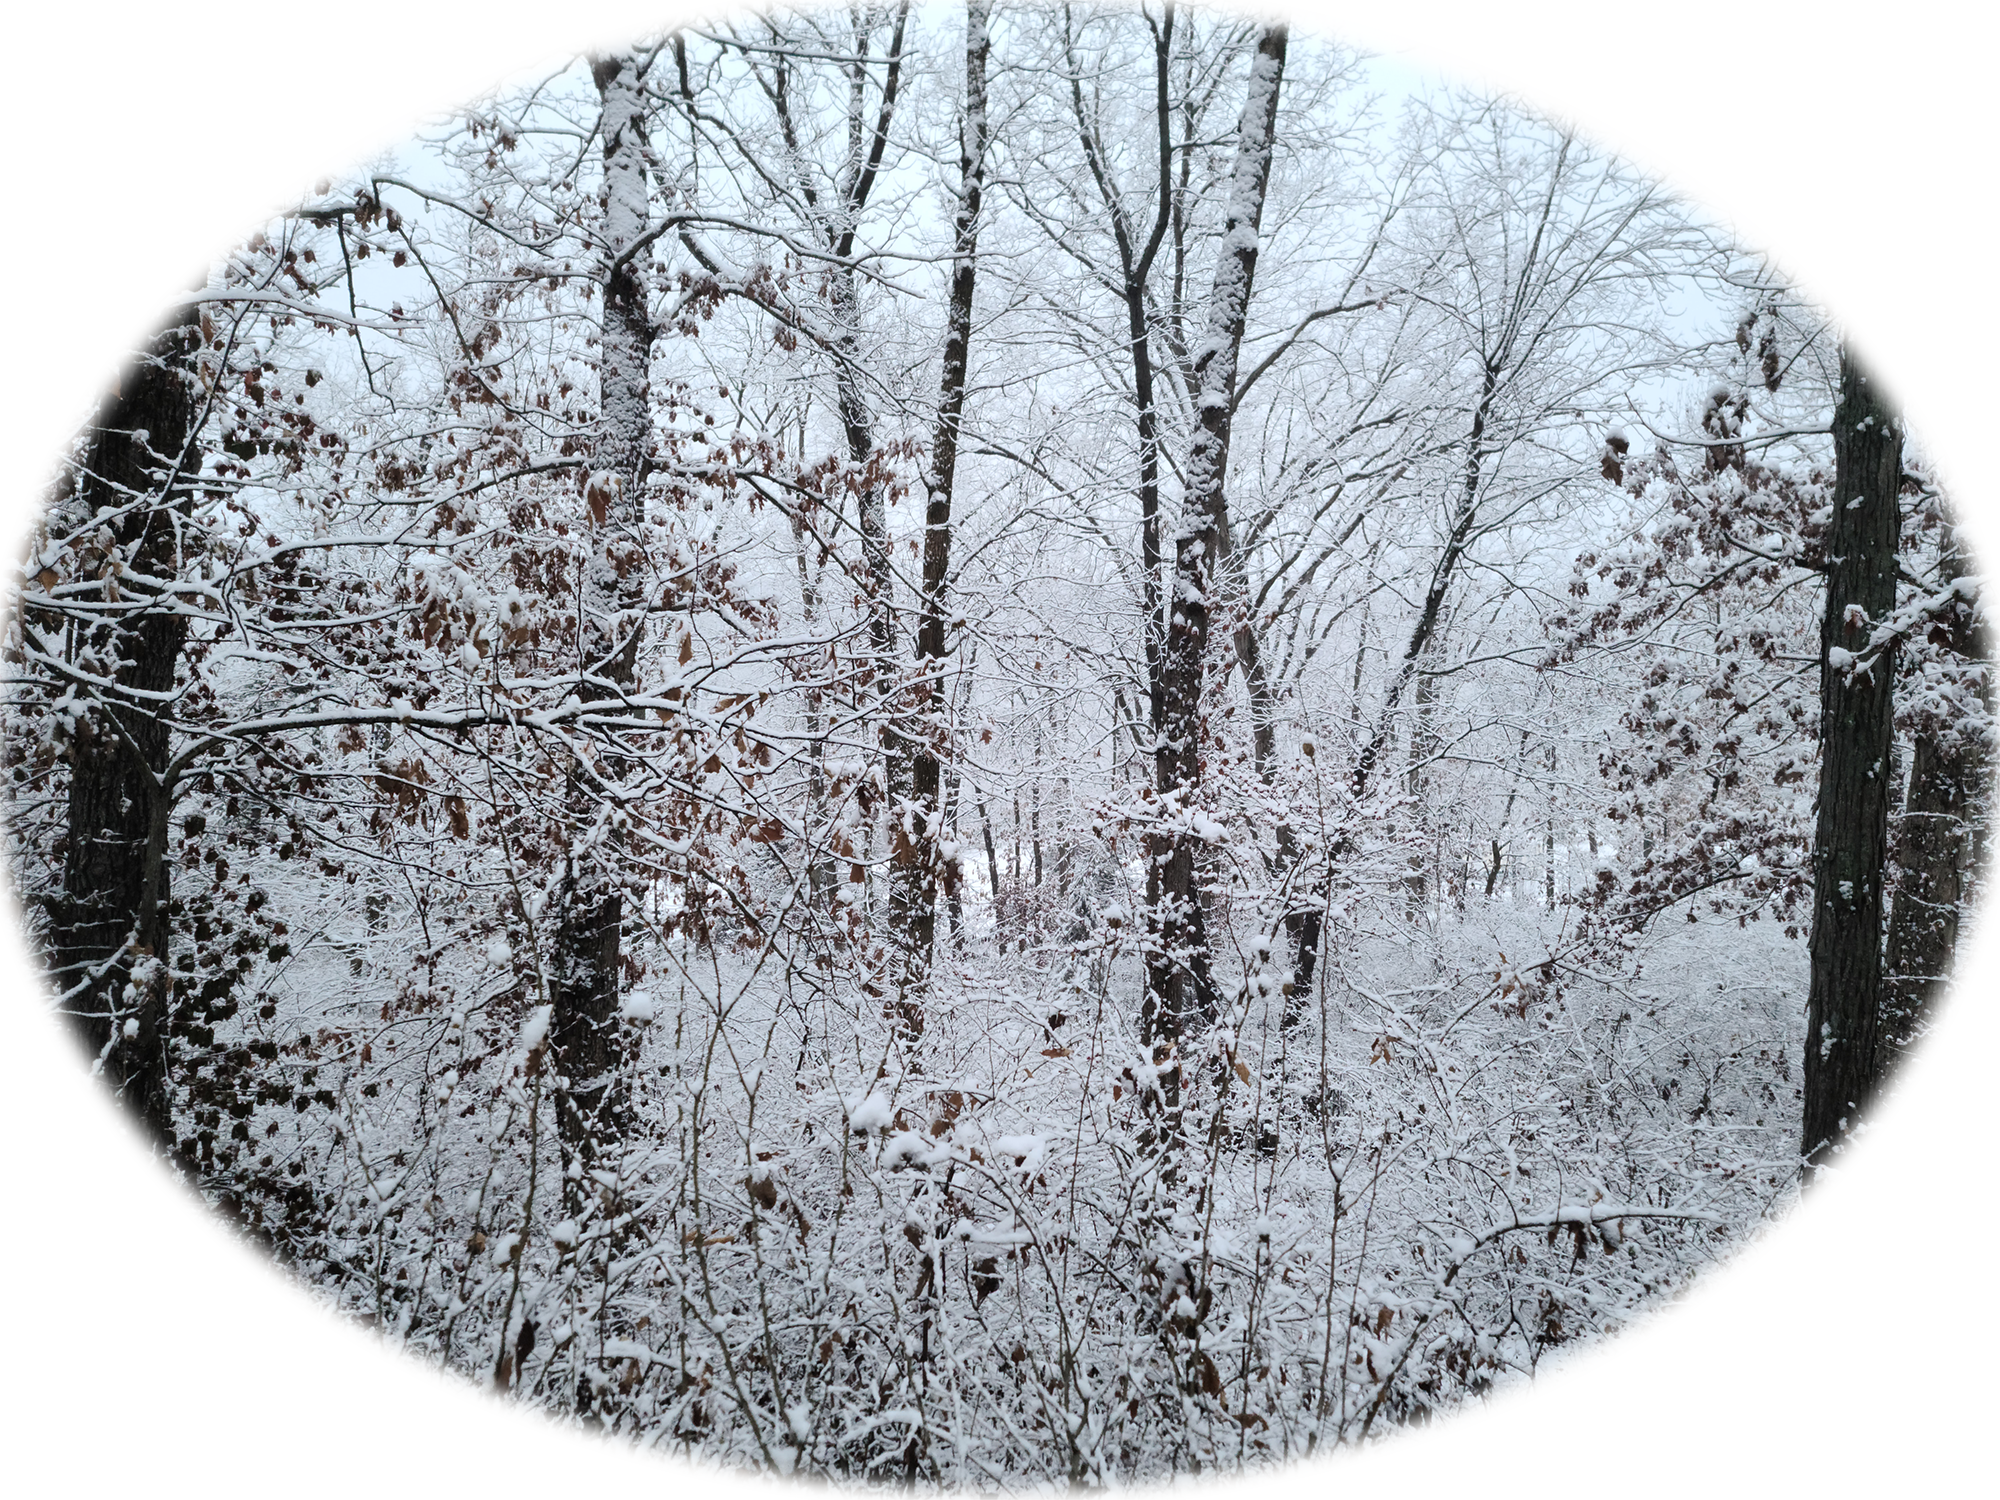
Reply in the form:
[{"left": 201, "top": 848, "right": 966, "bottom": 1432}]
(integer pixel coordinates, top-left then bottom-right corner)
[
  {"left": 37, "top": 2, "right": 490, "bottom": 1480},
  {"left": 1060, "top": 5, "right": 1183, "bottom": 1040},
  {"left": 48, "top": 311, "right": 201, "bottom": 1153},
  {"left": 762, "top": 4, "right": 912, "bottom": 1036},
  {"left": 1801, "top": 346, "right": 1902, "bottom": 1168},
  {"left": 1146, "top": 23, "right": 1286, "bottom": 1067},
  {"left": 890, "top": 0, "right": 990, "bottom": 1036},
  {"left": 1884, "top": 523, "right": 1987, "bottom": 1047},
  {"left": 1880, "top": 0, "right": 2000, "bottom": 1120},
  {"left": 550, "top": 50, "right": 657, "bottom": 1208}
]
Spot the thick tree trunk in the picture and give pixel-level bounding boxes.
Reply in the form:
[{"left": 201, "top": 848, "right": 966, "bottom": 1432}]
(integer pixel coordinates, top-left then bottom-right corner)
[
  {"left": 890, "top": 0, "right": 990, "bottom": 1037},
  {"left": 1146, "top": 24, "right": 1286, "bottom": 1070},
  {"left": 1801, "top": 347, "right": 1902, "bottom": 1168},
  {"left": 550, "top": 51, "right": 656, "bottom": 1207},
  {"left": 1880, "top": 0, "right": 1992, "bottom": 1128},
  {"left": 1884, "top": 527, "right": 1987, "bottom": 1047},
  {"left": 47, "top": 0, "right": 244, "bottom": 1280},
  {"left": 47, "top": 0, "right": 492, "bottom": 1232},
  {"left": 38, "top": 2, "right": 488, "bottom": 1480}
]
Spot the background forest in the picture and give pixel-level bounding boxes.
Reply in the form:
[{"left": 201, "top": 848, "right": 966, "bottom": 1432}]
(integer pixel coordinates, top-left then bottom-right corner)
[{"left": 3, "top": 2, "right": 1989, "bottom": 1488}]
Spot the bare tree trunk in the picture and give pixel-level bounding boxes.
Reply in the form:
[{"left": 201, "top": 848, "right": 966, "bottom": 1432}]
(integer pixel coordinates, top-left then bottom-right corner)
[
  {"left": 46, "top": 0, "right": 488, "bottom": 1304},
  {"left": 1402, "top": 661, "right": 1436, "bottom": 918},
  {"left": 890, "top": 0, "right": 990, "bottom": 1036},
  {"left": 791, "top": 507, "right": 836, "bottom": 907},
  {"left": 1872, "top": 0, "right": 2000, "bottom": 1104},
  {"left": 1884, "top": 522, "right": 1988, "bottom": 1047},
  {"left": 1060, "top": 4, "right": 1184, "bottom": 1049},
  {"left": 1801, "top": 347, "right": 1902, "bottom": 1169},
  {"left": 550, "top": 50, "right": 657, "bottom": 1210},
  {"left": 35, "top": 2, "right": 492, "bottom": 1496},
  {"left": 976, "top": 790, "right": 1002, "bottom": 919},
  {"left": 1146, "top": 23, "right": 1286, "bottom": 1075},
  {"left": 775, "top": 3, "right": 913, "bottom": 1038},
  {"left": 1290, "top": 360, "right": 1500, "bottom": 1000}
]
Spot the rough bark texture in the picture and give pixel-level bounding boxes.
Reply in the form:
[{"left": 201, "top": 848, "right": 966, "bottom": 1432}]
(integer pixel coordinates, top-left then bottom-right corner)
[
  {"left": 47, "top": 2, "right": 230, "bottom": 1296},
  {"left": 37, "top": 5, "right": 490, "bottom": 1488},
  {"left": 49, "top": 311, "right": 200, "bottom": 1151},
  {"left": 1880, "top": 0, "right": 2000, "bottom": 1120},
  {"left": 1801, "top": 347, "right": 1901, "bottom": 1168},
  {"left": 1146, "top": 24, "right": 1286, "bottom": 1068},
  {"left": 1884, "top": 529, "right": 1988, "bottom": 1047},
  {"left": 891, "top": 0, "right": 989, "bottom": 1029},
  {"left": 550, "top": 51, "right": 656, "bottom": 1205},
  {"left": 1063, "top": 1, "right": 1180, "bottom": 1046}
]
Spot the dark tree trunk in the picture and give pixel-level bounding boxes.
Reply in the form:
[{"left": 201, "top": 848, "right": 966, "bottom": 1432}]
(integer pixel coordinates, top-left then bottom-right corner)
[
  {"left": 766, "top": 5, "right": 912, "bottom": 1039},
  {"left": 1059, "top": 5, "right": 1196, "bottom": 1056},
  {"left": 1801, "top": 347, "right": 1902, "bottom": 1168},
  {"left": 891, "top": 0, "right": 989, "bottom": 1038},
  {"left": 37, "top": 0, "right": 494, "bottom": 1488},
  {"left": 1146, "top": 24, "right": 1287, "bottom": 1077},
  {"left": 549, "top": 51, "right": 657, "bottom": 1208},
  {"left": 47, "top": 0, "right": 492, "bottom": 1232},
  {"left": 1872, "top": 0, "right": 2000, "bottom": 1128},
  {"left": 1884, "top": 525, "right": 1988, "bottom": 1047},
  {"left": 46, "top": 0, "right": 236, "bottom": 1272}
]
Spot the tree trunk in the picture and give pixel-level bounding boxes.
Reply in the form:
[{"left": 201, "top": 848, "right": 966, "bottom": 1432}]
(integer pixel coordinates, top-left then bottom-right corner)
[
  {"left": 1146, "top": 23, "right": 1287, "bottom": 1071},
  {"left": 1289, "top": 361, "right": 1498, "bottom": 1000},
  {"left": 1402, "top": 661, "right": 1437, "bottom": 918},
  {"left": 45, "top": 2, "right": 238, "bottom": 1296},
  {"left": 1801, "top": 346, "right": 1902, "bottom": 1168},
  {"left": 890, "top": 0, "right": 990, "bottom": 1038},
  {"left": 48, "top": 0, "right": 486, "bottom": 1280},
  {"left": 1884, "top": 523, "right": 1987, "bottom": 1047},
  {"left": 37, "top": 2, "right": 490, "bottom": 1496},
  {"left": 550, "top": 50, "right": 656, "bottom": 1209},
  {"left": 1872, "top": 2, "right": 2000, "bottom": 1120}
]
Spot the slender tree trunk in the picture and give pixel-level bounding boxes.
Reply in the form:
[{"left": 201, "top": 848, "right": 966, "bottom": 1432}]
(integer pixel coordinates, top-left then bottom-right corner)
[
  {"left": 976, "top": 790, "right": 1002, "bottom": 918},
  {"left": 1801, "top": 347, "right": 1902, "bottom": 1168},
  {"left": 1402, "top": 661, "right": 1437, "bottom": 918},
  {"left": 1145, "top": 22, "right": 1286, "bottom": 1077},
  {"left": 1289, "top": 362, "right": 1499, "bottom": 1001},
  {"left": 791, "top": 507, "right": 836, "bottom": 907},
  {"left": 889, "top": 0, "right": 990, "bottom": 1038}
]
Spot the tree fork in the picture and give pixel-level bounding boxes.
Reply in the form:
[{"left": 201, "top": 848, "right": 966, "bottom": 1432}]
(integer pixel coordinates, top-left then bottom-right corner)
[{"left": 1148, "top": 22, "right": 1287, "bottom": 1066}]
